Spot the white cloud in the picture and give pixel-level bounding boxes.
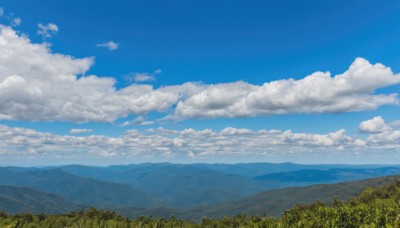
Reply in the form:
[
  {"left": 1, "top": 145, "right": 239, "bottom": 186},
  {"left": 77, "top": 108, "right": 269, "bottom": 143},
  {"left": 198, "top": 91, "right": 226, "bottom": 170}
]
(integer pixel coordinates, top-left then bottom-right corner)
[
  {"left": 11, "top": 18, "right": 21, "bottom": 27},
  {"left": 172, "top": 58, "right": 400, "bottom": 119},
  {"left": 220, "top": 127, "right": 252, "bottom": 135},
  {"left": 97, "top": 41, "right": 119, "bottom": 51},
  {"left": 37, "top": 23, "right": 58, "bottom": 38},
  {"left": 0, "top": 25, "right": 185, "bottom": 122},
  {"left": 69, "top": 128, "right": 93, "bottom": 134},
  {"left": 0, "top": 8, "right": 4, "bottom": 17},
  {"left": 133, "top": 73, "right": 155, "bottom": 82},
  {"left": 121, "top": 116, "right": 154, "bottom": 126},
  {"left": 367, "top": 130, "right": 400, "bottom": 146},
  {"left": 389, "top": 120, "right": 400, "bottom": 128},
  {"left": 358, "top": 116, "right": 391, "bottom": 134},
  {"left": 125, "top": 69, "right": 162, "bottom": 83},
  {"left": 0, "top": 124, "right": 367, "bottom": 161},
  {"left": 359, "top": 117, "right": 400, "bottom": 149},
  {"left": 0, "top": 25, "right": 399, "bottom": 123}
]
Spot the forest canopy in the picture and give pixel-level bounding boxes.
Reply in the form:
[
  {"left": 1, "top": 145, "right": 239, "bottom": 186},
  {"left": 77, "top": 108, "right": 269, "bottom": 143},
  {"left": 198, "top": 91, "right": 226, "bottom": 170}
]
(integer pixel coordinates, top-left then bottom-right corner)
[{"left": 1, "top": 181, "right": 400, "bottom": 227}]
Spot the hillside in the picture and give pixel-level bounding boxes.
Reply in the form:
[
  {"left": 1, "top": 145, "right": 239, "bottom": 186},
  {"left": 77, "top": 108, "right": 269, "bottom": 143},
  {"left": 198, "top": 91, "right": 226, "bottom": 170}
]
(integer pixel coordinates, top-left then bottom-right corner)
[
  {"left": 0, "top": 168, "right": 159, "bottom": 208},
  {"left": 0, "top": 185, "right": 80, "bottom": 214},
  {"left": 183, "top": 175, "right": 400, "bottom": 219},
  {"left": 56, "top": 163, "right": 400, "bottom": 208},
  {"left": 255, "top": 166, "right": 400, "bottom": 183},
  {"left": 116, "top": 175, "right": 400, "bottom": 220},
  {"left": 58, "top": 164, "right": 283, "bottom": 207},
  {"left": 2, "top": 163, "right": 400, "bottom": 213},
  {"left": 192, "top": 163, "right": 391, "bottom": 177},
  {"left": 2, "top": 180, "right": 400, "bottom": 227}
]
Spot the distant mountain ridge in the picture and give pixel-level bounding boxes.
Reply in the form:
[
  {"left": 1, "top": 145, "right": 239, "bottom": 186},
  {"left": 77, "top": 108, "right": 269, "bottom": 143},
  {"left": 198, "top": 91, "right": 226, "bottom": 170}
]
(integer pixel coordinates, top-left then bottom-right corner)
[
  {"left": 0, "top": 168, "right": 159, "bottom": 208},
  {"left": 255, "top": 166, "right": 400, "bottom": 182},
  {"left": 0, "top": 185, "right": 80, "bottom": 214},
  {"left": 56, "top": 163, "right": 285, "bottom": 207},
  {"left": 116, "top": 175, "right": 400, "bottom": 220},
  {"left": 1, "top": 163, "right": 400, "bottom": 218}
]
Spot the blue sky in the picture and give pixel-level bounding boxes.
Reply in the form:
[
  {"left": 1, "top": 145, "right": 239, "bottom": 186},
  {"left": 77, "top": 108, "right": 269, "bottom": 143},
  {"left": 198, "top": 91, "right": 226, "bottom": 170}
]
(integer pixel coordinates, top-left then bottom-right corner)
[{"left": 0, "top": 0, "right": 400, "bottom": 165}]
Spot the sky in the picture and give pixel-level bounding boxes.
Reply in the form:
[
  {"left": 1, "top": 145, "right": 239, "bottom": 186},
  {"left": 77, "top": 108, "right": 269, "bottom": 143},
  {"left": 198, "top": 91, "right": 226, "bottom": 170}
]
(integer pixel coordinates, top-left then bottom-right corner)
[{"left": 0, "top": 0, "right": 400, "bottom": 165}]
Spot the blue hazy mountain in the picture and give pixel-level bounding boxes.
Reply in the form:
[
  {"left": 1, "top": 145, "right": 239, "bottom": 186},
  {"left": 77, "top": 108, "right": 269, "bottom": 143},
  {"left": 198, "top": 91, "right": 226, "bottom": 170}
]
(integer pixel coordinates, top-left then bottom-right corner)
[
  {"left": 0, "top": 185, "right": 80, "bottom": 214},
  {"left": 53, "top": 163, "right": 400, "bottom": 207},
  {"left": 255, "top": 167, "right": 400, "bottom": 183},
  {"left": 58, "top": 164, "right": 282, "bottom": 207},
  {"left": 115, "top": 175, "right": 400, "bottom": 220},
  {"left": 0, "top": 167, "right": 159, "bottom": 208},
  {"left": 1, "top": 163, "right": 400, "bottom": 211}
]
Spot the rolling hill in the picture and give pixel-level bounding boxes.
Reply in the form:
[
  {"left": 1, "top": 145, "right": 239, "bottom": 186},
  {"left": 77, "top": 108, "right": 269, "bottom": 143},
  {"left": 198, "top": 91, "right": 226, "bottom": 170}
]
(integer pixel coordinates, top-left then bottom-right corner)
[
  {"left": 1, "top": 163, "right": 400, "bottom": 214},
  {"left": 115, "top": 175, "right": 400, "bottom": 220},
  {"left": 56, "top": 163, "right": 400, "bottom": 208},
  {"left": 0, "top": 185, "right": 80, "bottom": 214},
  {"left": 0, "top": 168, "right": 159, "bottom": 208},
  {"left": 255, "top": 166, "right": 400, "bottom": 183},
  {"left": 57, "top": 164, "right": 284, "bottom": 207}
]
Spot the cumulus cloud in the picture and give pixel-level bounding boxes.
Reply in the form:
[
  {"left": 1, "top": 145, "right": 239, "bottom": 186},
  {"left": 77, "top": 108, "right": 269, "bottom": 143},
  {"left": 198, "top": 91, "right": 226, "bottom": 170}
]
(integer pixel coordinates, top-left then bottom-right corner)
[
  {"left": 0, "top": 25, "right": 186, "bottom": 122},
  {"left": 172, "top": 58, "right": 400, "bottom": 119},
  {"left": 69, "top": 128, "right": 93, "bottom": 134},
  {"left": 358, "top": 116, "right": 391, "bottom": 134},
  {"left": 367, "top": 130, "right": 400, "bottom": 146},
  {"left": 0, "top": 25, "right": 399, "bottom": 123},
  {"left": 97, "top": 41, "right": 119, "bottom": 51},
  {"left": 0, "top": 125, "right": 367, "bottom": 161},
  {"left": 37, "top": 23, "right": 58, "bottom": 38},
  {"left": 354, "top": 116, "right": 400, "bottom": 149}
]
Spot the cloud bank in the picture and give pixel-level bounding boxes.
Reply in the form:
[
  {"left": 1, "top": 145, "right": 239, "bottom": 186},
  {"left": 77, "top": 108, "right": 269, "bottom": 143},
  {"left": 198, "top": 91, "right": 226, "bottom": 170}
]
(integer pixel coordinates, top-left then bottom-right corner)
[
  {"left": 0, "top": 125, "right": 367, "bottom": 160},
  {"left": 0, "top": 115, "right": 398, "bottom": 162},
  {"left": 0, "top": 25, "right": 399, "bottom": 123}
]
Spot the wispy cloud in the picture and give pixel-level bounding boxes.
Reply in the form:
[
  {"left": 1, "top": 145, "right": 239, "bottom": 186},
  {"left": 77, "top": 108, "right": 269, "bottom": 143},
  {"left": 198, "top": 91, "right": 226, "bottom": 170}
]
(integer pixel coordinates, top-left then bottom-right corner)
[
  {"left": 69, "top": 128, "right": 93, "bottom": 134},
  {"left": 0, "top": 8, "right": 21, "bottom": 27},
  {"left": 10, "top": 18, "right": 21, "bottom": 27},
  {"left": 133, "top": 73, "right": 155, "bottom": 82},
  {"left": 97, "top": 41, "right": 119, "bottom": 51},
  {"left": 121, "top": 116, "right": 154, "bottom": 126},
  {"left": 125, "top": 69, "right": 162, "bottom": 83},
  {"left": 37, "top": 23, "right": 58, "bottom": 38}
]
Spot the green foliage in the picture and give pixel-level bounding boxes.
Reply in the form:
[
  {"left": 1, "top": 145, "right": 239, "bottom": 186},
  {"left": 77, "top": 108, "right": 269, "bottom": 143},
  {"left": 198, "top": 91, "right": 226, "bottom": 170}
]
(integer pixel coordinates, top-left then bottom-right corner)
[{"left": 2, "top": 182, "right": 400, "bottom": 227}]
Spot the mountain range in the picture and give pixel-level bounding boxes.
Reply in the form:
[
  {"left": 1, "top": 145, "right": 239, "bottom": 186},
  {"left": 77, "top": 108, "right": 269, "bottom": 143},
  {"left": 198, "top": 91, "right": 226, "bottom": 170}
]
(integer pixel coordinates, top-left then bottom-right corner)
[{"left": 1, "top": 163, "right": 400, "bottom": 219}]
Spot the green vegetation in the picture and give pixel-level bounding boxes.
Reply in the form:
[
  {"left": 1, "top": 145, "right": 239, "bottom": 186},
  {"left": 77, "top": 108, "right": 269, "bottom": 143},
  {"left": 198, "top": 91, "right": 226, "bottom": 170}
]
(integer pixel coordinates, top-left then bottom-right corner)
[
  {"left": 0, "top": 185, "right": 80, "bottom": 214},
  {"left": 2, "top": 181, "right": 400, "bottom": 227},
  {"left": 116, "top": 175, "right": 400, "bottom": 220}
]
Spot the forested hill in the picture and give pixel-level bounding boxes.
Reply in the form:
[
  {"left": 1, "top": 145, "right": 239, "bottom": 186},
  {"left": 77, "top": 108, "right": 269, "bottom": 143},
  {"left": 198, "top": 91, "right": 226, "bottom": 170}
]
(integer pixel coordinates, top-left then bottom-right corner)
[
  {"left": 0, "top": 185, "right": 80, "bottom": 214},
  {"left": 116, "top": 175, "right": 400, "bottom": 220},
  {"left": 1, "top": 164, "right": 400, "bottom": 220},
  {"left": 1, "top": 179, "right": 400, "bottom": 227},
  {"left": 0, "top": 168, "right": 159, "bottom": 208}
]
